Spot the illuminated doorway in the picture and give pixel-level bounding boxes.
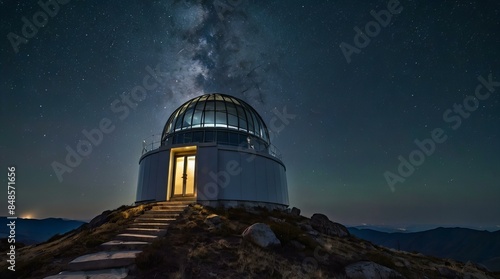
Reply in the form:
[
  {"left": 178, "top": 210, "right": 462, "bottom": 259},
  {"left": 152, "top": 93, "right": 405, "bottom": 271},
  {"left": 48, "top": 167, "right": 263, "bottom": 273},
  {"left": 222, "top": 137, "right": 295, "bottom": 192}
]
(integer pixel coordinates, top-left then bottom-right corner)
[{"left": 172, "top": 154, "right": 196, "bottom": 197}]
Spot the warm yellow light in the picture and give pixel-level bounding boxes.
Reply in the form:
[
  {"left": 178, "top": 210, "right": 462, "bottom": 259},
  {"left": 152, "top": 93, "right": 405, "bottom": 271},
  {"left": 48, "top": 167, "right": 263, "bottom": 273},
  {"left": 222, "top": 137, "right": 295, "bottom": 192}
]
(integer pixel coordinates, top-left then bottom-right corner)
[{"left": 22, "top": 214, "right": 33, "bottom": 219}]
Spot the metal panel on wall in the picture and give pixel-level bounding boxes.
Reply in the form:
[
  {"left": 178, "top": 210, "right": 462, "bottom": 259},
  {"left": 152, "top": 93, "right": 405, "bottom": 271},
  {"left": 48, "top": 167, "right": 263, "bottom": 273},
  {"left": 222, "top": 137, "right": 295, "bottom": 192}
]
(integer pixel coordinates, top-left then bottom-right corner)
[
  {"left": 155, "top": 150, "right": 170, "bottom": 201},
  {"left": 148, "top": 153, "right": 159, "bottom": 200},
  {"left": 196, "top": 146, "right": 218, "bottom": 201},
  {"left": 254, "top": 155, "right": 267, "bottom": 202},
  {"left": 240, "top": 151, "right": 257, "bottom": 201},
  {"left": 266, "top": 158, "right": 278, "bottom": 203},
  {"left": 143, "top": 156, "right": 153, "bottom": 200},
  {"left": 218, "top": 150, "right": 242, "bottom": 200},
  {"left": 280, "top": 166, "right": 289, "bottom": 205},
  {"left": 136, "top": 160, "right": 145, "bottom": 201},
  {"left": 274, "top": 163, "right": 282, "bottom": 204}
]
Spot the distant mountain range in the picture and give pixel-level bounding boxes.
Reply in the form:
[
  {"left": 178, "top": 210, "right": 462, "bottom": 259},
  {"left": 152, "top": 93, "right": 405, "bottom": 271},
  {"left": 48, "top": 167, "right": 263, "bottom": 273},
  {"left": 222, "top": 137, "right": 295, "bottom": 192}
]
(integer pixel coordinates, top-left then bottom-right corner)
[
  {"left": 347, "top": 224, "right": 500, "bottom": 233},
  {"left": 349, "top": 227, "right": 500, "bottom": 272},
  {"left": 0, "top": 217, "right": 86, "bottom": 244}
]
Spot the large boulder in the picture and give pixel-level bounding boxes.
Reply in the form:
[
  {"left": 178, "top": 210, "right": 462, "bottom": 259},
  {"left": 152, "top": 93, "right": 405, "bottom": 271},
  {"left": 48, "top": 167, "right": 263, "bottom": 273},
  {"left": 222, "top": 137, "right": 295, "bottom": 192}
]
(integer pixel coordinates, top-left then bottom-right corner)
[
  {"left": 345, "top": 261, "right": 404, "bottom": 279},
  {"left": 310, "top": 213, "right": 349, "bottom": 237},
  {"left": 242, "top": 223, "right": 281, "bottom": 248}
]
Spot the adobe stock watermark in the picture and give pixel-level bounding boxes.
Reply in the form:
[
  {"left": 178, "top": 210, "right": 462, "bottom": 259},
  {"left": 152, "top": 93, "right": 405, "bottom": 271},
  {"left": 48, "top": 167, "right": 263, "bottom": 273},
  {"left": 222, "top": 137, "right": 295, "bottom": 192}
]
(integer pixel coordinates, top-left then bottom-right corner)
[
  {"left": 50, "top": 64, "right": 170, "bottom": 182},
  {"left": 301, "top": 244, "right": 330, "bottom": 275},
  {"left": 7, "top": 0, "right": 72, "bottom": 54},
  {"left": 339, "top": 0, "right": 403, "bottom": 64},
  {"left": 384, "top": 73, "right": 500, "bottom": 192}
]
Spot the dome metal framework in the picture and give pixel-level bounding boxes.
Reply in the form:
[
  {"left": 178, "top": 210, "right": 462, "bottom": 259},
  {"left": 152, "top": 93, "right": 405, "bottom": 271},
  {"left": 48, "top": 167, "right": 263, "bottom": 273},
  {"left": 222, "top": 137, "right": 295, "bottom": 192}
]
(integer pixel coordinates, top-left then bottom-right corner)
[{"left": 161, "top": 94, "right": 270, "bottom": 148}]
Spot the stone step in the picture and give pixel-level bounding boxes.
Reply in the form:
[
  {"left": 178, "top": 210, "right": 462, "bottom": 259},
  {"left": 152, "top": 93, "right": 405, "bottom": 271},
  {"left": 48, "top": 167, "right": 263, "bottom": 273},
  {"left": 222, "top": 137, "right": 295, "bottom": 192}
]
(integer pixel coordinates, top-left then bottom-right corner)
[
  {"left": 44, "top": 267, "right": 129, "bottom": 279},
  {"left": 140, "top": 214, "right": 180, "bottom": 219},
  {"left": 141, "top": 214, "right": 181, "bottom": 219},
  {"left": 134, "top": 217, "right": 178, "bottom": 223},
  {"left": 115, "top": 233, "right": 158, "bottom": 242},
  {"left": 141, "top": 209, "right": 183, "bottom": 216},
  {"left": 152, "top": 205, "right": 188, "bottom": 210},
  {"left": 100, "top": 240, "right": 150, "bottom": 251},
  {"left": 124, "top": 227, "right": 167, "bottom": 236},
  {"left": 151, "top": 203, "right": 191, "bottom": 207},
  {"left": 154, "top": 200, "right": 195, "bottom": 205},
  {"left": 139, "top": 215, "right": 179, "bottom": 221},
  {"left": 66, "top": 250, "right": 142, "bottom": 271},
  {"left": 133, "top": 222, "right": 171, "bottom": 229}
]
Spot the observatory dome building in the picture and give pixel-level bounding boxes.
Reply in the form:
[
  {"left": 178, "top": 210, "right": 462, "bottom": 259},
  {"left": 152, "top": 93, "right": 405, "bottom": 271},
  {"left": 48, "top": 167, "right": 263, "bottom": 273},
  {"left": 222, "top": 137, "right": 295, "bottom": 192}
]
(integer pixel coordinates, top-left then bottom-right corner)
[{"left": 136, "top": 93, "right": 289, "bottom": 209}]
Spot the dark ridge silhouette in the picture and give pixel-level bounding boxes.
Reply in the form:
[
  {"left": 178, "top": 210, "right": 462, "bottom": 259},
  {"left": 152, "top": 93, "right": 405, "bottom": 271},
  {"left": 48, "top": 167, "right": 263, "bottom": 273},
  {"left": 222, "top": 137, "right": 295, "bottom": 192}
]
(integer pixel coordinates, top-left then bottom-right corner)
[
  {"left": 349, "top": 227, "right": 500, "bottom": 271},
  {"left": 0, "top": 217, "right": 85, "bottom": 244}
]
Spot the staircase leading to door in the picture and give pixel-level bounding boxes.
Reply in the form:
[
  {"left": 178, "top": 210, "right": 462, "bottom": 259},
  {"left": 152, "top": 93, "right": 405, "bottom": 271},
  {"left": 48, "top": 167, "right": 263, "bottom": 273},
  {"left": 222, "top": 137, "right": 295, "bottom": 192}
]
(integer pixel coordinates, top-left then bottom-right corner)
[{"left": 44, "top": 200, "right": 194, "bottom": 279}]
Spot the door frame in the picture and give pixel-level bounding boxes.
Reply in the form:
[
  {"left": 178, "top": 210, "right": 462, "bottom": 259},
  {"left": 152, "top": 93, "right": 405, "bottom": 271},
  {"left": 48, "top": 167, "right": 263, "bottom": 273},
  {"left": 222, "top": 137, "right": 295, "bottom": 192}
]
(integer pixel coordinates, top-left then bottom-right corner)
[{"left": 166, "top": 146, "right": 197, "bottom": 201}]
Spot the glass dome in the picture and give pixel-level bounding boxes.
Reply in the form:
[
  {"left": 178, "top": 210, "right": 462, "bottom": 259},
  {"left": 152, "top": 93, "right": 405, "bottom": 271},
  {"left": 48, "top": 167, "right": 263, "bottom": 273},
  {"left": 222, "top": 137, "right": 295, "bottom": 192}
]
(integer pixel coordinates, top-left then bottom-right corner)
[{"left": 161, "top": 94, "right": 270, "bottom": 147}]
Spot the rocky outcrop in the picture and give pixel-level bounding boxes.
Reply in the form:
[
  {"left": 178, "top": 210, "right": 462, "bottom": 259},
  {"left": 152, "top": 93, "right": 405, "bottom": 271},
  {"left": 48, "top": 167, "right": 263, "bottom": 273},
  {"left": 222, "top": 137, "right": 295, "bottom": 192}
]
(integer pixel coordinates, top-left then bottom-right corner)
[
  {"left": 204, "top": 214, "right": 223, "bottom": 229},
  {"left": 290, "top": 207, "right": 301, "bottom": 216},
  {"left": 310, "top": 213, "right": 350, "bottom": 237},
  {"left": 242, "top": 223, "right": 281, "bottom": 248},
  {"left": 345, "top": 261, "right": 404, "bottom": 279},
  {"left": 88, "top": 210, "right": 113, "bottom": 229},
  {"left": 437, "top": 266, "right": 459, "bottom": 278}
]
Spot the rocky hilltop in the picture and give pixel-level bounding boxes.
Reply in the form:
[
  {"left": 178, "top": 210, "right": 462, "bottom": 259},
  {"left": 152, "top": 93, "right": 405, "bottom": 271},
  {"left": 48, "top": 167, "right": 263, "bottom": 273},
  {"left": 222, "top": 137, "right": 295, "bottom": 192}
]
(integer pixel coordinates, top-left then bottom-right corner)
[{"left": 1, "top": 203, "right": 498, "bottom": 278}]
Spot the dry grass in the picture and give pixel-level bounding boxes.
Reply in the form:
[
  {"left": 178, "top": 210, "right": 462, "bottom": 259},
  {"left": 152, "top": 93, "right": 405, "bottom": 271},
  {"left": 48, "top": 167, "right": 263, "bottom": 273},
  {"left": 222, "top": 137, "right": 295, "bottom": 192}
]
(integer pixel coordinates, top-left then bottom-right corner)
[
  {"left": 134, "top": 205, "right": 347, "bottom": 278},
  {"left": 134, "top": 204, "right": 499, "bottom": 279}
]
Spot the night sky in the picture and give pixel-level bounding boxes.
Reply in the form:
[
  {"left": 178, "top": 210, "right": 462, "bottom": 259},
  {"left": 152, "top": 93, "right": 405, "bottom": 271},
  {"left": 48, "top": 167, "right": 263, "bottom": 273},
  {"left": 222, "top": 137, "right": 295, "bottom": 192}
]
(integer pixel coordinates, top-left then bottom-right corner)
[{"left": 1, "top": 0, "right": 499, "bottom": 229}]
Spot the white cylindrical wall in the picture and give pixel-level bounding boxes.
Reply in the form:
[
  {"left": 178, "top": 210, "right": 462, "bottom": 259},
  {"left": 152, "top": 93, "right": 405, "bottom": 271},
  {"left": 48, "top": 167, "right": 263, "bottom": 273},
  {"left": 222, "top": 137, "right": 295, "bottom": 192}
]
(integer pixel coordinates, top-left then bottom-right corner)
[{"left": 137, "top": 144, "right": 288, "bottom": 207}]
